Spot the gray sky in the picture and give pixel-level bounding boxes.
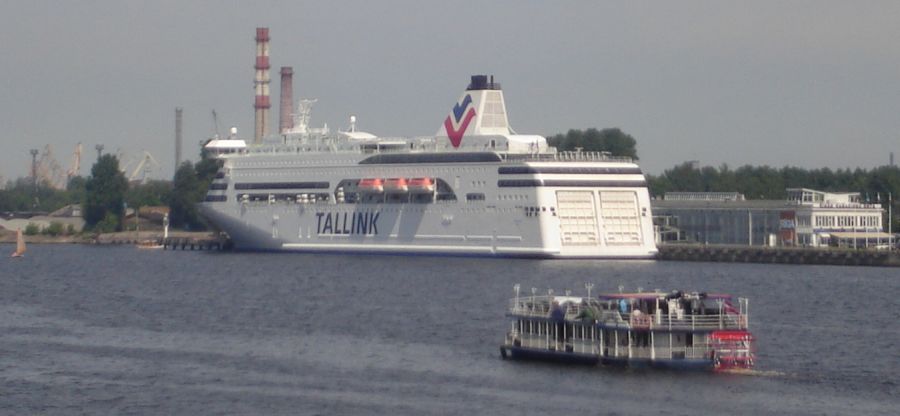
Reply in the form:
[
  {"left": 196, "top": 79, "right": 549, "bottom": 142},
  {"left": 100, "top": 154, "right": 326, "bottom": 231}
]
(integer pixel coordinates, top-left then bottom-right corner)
[{"left": 1, "top": 1, "right": 899, "bottom": 183}]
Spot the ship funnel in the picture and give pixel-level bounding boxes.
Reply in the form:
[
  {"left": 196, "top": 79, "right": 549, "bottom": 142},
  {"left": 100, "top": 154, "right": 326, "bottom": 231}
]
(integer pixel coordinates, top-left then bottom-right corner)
[{"left": 437, "top": 74, "right": 511, "bottom": 145}]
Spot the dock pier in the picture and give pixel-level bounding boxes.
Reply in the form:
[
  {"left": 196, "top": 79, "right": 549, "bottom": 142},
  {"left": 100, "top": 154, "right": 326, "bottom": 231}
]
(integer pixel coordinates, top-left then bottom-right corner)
[
  {"left": 95, "top": 231, "right": 230, "bottom": 251},
  {"left": 162, "top": 236, "right": 228, "bottom": 251},
  {"left": 657, "top": 244, "right": 900, "bottom": 267}
]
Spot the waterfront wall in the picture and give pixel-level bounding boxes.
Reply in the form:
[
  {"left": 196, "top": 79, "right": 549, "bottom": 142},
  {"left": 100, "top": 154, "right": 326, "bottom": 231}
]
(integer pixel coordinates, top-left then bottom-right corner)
[{"left": 658, "top": 244, "right": 900, "bottom": 267}]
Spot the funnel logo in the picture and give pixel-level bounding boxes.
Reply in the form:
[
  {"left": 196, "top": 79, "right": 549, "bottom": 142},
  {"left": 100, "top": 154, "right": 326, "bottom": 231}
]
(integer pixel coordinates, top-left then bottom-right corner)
[{"left": 443, "top": 94, "right": 476, "bottom": 148}]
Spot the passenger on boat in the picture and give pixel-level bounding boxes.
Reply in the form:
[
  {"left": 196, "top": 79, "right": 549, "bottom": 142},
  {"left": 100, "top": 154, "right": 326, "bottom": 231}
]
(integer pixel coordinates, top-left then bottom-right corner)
[
  {"left": 549, "top": 301, "right": 566, "bottom": 343},
  {"left": 549, "top": 301, "right": 565, "bottom": 321}
]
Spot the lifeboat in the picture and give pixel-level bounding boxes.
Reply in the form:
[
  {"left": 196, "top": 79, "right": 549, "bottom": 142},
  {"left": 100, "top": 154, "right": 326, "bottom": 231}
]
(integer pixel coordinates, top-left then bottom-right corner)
[
  {"left": 408, "top": 177, "right": 435, "bottom": 193},
  {"left": 357, "top": 178, "right": 384, "bottom": 193},
  {"left": 384, "top": 178, "right": 409, "bottom": 193}
]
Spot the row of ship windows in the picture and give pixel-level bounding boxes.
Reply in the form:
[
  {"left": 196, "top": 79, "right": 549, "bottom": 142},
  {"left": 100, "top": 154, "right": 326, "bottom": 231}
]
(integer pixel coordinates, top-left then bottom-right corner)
[
  {"left": 229, "top": 167, "right": 492, "bottom": 176},
  {"left": 206, "top": 192, "right": 494, "bottom": 204},
  {"left": 206, "top": 192, "right": 539, "bottom": 204},
  {"left": 224, "top": 166, "right": 642, "bottom": 175}
]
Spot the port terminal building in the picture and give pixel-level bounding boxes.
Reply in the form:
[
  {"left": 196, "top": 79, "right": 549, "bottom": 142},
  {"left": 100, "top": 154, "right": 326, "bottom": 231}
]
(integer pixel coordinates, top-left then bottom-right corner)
[{"left": 652, "top": 188, "right": 890, "bottom": 249}]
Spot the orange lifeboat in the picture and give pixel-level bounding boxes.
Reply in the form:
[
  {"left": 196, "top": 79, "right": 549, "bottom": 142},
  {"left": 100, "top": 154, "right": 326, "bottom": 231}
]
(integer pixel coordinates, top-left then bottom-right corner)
[
  {"left": 358, "top": 178, "right": 384, "bottom": 193},
  {"left": 383, "top": 178, "right": 409, "bottom": 193},
  {"left": 408, "top": 177, "right": 435, "bottom": 193}
]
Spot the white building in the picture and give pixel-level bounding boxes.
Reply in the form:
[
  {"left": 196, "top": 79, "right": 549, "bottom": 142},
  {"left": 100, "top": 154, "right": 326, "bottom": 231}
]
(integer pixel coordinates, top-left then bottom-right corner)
[
  {"left": 652, "top": 188, "right": 890, "bottom": 249},
  {"left": 786, "top": 188, "right": 889, "bottom": 248}
]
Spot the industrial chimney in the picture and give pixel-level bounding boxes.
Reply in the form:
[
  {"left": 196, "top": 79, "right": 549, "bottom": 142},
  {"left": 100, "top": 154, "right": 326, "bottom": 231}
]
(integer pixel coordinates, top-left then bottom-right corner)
[
  {"left": 254, "top": 27, "right": 271, "bottom": 143},
  {"left": 279, "top": 67, "right": 294, "bottom": 134},
  {"left": 175, "top": 107, "right": 183, "bottom": 168}
]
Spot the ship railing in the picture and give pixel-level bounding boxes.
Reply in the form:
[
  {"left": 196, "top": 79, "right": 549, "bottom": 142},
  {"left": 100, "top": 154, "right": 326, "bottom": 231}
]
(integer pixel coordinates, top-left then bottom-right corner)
[
  {"left": 599, "top": 312, "right": 748, "bottom": 330},
  {"left": 607, "top": 345, "right": 714, "bottom": 360},
  {"left": 500, "top": 151, "right": 633, "bottom": 163},
  {"left": 239, "top": 141, "right": 635, "bottom": 163},
  {"left": 508, "top": 297, "right": 592, "bottom": 320}
]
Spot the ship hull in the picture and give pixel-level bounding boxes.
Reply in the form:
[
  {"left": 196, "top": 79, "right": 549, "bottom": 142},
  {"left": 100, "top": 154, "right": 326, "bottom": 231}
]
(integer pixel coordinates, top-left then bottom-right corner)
[{"left": 200, "top": 154, "right": 659, "bottom": 259}]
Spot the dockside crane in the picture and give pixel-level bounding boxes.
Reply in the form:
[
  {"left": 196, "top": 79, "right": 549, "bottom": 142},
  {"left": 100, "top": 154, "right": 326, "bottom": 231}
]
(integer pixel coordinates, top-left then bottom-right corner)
[
  {"left": 128, "top": 151, "right": 161, "bottom": 184},
  {"left": 66, "top": 142, "right": 82, "bottom": 181}
]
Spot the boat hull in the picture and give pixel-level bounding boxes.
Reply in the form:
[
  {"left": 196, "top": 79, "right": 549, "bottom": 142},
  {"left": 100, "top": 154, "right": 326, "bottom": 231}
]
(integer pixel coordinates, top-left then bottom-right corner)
[
  {"left": 200, "top": 155, "right": 659, "bottom": 258},
  {"left": 500, "top": 345, "right": 600, "bottom": 365},
  {"left": 600, "top": 357, "right": 714, "bottom": 371}
]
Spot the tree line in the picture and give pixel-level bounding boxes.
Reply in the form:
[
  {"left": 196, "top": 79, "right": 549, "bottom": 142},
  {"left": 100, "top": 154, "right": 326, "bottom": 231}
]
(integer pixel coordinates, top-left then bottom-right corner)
[
  {"left": 0, "top": 154, "right": 219, "bottom": 233},
  {"left": 646, "top": 162, "right": 900, "bottom": 201}
]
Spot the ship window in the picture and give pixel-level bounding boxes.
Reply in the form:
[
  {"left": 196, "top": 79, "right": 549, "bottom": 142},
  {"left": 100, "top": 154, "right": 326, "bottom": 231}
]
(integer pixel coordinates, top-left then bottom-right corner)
[
  {"left": 208, "top": 182, "right": 228, "bottom": 190},
  {"left": 234, "top": 181, "right": 329, "bottom": 190},
  {"left": 466, "top": 193, "right": 485, "bottom": 202},
  {"left": 204, "top": 195, "right": 227, "bottom": 202},
  {"left": 435, "top": 179, "right": 457, "bottom": 202}
]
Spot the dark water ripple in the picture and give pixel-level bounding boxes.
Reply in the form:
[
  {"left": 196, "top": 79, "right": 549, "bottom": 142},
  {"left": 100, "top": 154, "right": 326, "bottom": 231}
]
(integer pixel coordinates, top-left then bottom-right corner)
[{"left": 1, "top": 244, "right": 898, "bottom": 415}]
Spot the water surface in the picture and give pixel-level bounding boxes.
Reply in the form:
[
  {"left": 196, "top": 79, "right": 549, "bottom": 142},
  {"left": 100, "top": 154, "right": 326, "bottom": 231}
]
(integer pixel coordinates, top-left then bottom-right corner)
[{"left": 1, "top": 245, "right": 897, "bottom": 414}]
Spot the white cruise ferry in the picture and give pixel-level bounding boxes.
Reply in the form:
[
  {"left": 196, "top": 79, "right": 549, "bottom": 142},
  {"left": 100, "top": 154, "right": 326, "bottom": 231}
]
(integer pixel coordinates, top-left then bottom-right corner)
[{"left": 199, "top": 75, "right": 658, "bottom": 258}]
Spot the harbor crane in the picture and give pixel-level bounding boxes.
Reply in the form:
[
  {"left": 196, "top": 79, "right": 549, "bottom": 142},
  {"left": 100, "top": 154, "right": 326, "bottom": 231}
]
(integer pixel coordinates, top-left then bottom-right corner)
[
  {"left": 128, "top": 151, "right": 161, "bottom": 183},
  {"left": 66, "top": 142, "right": 82, "bottom": 180},
  {"left": 35, "top": 144, "right": 66, "bottom": 189}
]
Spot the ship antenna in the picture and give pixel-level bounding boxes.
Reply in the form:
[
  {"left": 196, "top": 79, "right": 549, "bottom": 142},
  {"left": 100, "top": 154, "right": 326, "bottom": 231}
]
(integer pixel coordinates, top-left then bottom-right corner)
[{"left": 584, "top": 282, "right": 594, "bottom": 298}]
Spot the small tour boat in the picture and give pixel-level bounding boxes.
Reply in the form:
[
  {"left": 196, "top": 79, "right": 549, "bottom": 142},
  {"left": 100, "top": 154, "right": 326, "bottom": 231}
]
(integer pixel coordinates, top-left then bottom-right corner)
[
  {"left": 136, "top": 239, "right": 164, "bottom": 249},
  {"left": 500, "top": 285, "right": 754, "bottom": 371}
]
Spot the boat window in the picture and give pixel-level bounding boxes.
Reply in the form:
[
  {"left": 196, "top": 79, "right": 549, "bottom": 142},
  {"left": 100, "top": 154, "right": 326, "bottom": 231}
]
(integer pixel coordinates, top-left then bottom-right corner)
[
  {"left": 236, "top": 193, "right": 328, "bottom": 203},
  {"left": 498, "top": 179, "right": 647, "bottom": 188},
  {"left": 498, "top": 166, "right": 643, "bottom": 175},
  {"left": 466, "top": 193, "right": 485, "bottom": 202},
  {"left": 204, "top": 195, "right": 226, "bottom": 202},
  {"left": 234, "top": 181, "right": 330, "bottom": 190}
]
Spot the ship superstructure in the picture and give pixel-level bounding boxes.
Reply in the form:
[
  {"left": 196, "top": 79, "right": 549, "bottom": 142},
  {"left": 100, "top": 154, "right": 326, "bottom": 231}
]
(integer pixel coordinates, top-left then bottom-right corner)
[{"left": 199, "top": 75, "right": 658, "bottom": 258}]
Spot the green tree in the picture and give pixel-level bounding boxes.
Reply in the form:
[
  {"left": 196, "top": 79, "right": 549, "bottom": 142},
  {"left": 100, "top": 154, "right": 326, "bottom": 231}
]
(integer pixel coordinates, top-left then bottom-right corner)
[
  {"left": 125, "top": 180, "right": 172, "bottom": 208},
  {"left": 42, "top": 221, "right": 64, "bottom": 236},
  {"left": 83, "top": 154, "right": 128, "bottom": 231},
  {"left": 169, "top": 162, "right": 203, "bottom": 229},
  {"left": 24, "top": 223, "right": 40, "bottom": 235},
  {"left": 547, "top": 128, "right": 639, "bottom": 159}
]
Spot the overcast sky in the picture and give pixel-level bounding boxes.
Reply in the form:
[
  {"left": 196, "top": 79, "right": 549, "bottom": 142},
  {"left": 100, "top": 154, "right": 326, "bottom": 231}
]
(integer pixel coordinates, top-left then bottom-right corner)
[{"left": 1, "top": 1, "right": 899, "bottom": 182}]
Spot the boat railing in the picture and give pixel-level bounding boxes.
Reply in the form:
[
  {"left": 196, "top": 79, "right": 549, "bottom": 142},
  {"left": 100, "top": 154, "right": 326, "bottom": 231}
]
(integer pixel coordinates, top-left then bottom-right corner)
[
  {"left": 500, "top": 151, "right": 633, "bottom": 163},
  {"left": 508, "top": 297, "right": 593, "bottom": 320},
  {"left": 600, "top": 311, "right": 748, "bottom": 331},
  {"left": 237, "top": 141, "right": 635, "bottom": 164}
]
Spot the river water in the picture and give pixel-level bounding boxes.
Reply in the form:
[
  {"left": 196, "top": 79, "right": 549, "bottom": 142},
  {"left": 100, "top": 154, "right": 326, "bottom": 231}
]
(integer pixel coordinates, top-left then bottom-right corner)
[{"left": 1, "top": 245, "right": 897, "bottom": 415}]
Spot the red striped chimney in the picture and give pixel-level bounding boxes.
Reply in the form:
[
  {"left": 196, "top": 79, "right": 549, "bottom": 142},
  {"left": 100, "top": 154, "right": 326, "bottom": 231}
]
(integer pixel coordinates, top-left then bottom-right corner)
[
  {"left": 253, "top": 27, "right": 271, "bottom": 143},
  {"left": 279, "top": 67, "right": 294, "bottom": 134}
]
